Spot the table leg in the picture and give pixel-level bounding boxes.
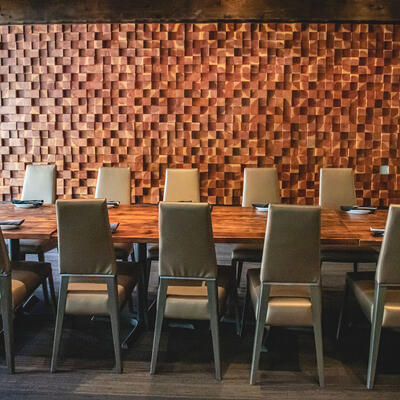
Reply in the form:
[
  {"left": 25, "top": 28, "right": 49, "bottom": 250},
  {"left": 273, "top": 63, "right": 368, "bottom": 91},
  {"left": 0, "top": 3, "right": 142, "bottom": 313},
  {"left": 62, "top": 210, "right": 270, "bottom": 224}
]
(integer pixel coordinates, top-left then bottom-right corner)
[
  {"left": 134, "top": 243, "right": 148, "bottom": 320},
  {"left": 8, "top": 239, "right": 20, "bottom": 261},
  {"left": 120, "top": 243, "right": 148, "bottom": 349}
]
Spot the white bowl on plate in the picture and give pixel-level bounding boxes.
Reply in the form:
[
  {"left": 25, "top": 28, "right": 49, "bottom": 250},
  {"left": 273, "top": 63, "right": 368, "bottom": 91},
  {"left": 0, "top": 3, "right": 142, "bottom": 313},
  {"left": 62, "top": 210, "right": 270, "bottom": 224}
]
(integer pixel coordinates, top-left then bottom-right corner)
[{"left": 346, "top": 209, "right": 371, "bottom": 215}]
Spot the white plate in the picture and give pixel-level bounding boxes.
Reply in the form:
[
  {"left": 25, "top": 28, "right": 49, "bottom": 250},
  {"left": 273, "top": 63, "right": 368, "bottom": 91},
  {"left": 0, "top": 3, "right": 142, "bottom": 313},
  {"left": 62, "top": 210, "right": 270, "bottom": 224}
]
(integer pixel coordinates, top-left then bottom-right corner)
[
  {"left": 0, "top": 224, "right": 19, "bottom": 230},
  {"left": 346, "top": 209, "right": 370, "bottom": 215},
  {"left": 255, "top": 207, "right": 269, "bottom": 211},
  {"left": 14, "top": 203, "right": 36, "bottom": 209}
]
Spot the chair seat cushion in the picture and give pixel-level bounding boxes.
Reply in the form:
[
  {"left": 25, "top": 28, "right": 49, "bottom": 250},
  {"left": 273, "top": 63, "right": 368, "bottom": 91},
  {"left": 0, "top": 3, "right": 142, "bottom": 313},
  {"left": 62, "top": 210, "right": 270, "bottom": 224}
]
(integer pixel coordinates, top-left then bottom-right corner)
[
  {"left": 231, "top": 243, "right": 263, "bottom": 262},
  {"left": 147, "top": 244, "right": 159, "bottom": 260},
  {"left": 321, "top": 245, "right": 379, "bottom": 263},
  {"left": 11, "top": 261, "right": 51, "bottom": 308},
  {"left": 19, "top": 238, "right": 58, "bottom": 254},
  {"left": 247, "top": 268, "right": 313, "bottom": 327},
  {"left": 65, "top": 261, "right": 139, "bottom": 316},
  {"left": 164, "top": 266, "right": 233, "bottom": 321},
  {"left": 347, "top": 271, "right": 400, "bottom": 327},
  {"left": 113, "top": 242, "right": 133, "bottom": 260}
]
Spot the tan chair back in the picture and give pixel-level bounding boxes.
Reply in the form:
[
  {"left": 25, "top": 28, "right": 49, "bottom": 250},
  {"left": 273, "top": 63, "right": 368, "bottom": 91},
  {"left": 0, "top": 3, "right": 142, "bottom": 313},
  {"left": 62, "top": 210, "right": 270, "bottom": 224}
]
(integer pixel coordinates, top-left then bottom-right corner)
[
  {"left": 376, "top": 205, "right": 400, "bottom": 285},
  {"left": 159, "top": 202, "right": 217, "bottom": 278},
  {"left": 242, "top": 168, "right": 281, "bottom": 207},
  {"left": 319, "top": 168, "right": 356, "bottom": 209},
  {"left": 56, "top": 199, "right": 116, "bottom": 275},
  {"left": 261, "top": 204, "right": 321, "bottom": 284},
  {"left": 21, "top": 165, "right": 56, "bottom": 204},
  {"left": 0, "top": 229, "right": 11, "bottom": 275},
  {"left": 163, "top": 169, "right": 200, "bottom": 202},
  {"left": 95, "top": 167, "right": 131, "bottom": 205}
]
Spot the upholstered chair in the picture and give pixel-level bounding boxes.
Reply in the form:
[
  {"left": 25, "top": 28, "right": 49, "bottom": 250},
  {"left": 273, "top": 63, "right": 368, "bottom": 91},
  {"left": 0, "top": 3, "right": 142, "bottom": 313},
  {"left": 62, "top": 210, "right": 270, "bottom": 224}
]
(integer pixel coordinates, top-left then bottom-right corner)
[
  {"left": 150, "top": 202, "right": 239, "bottom": 380},
  {"left": 242, "top": 204, "right": 324, "bottom": 386},
  {"left": 0, "top": 227, "right": 55, "bottom": 373},
  {"left": 51, "top": 199, "right": 146, "bottom": 373},
  {"left": 95, "top": 167, "right": 134, "bottom": 261},
  {"left": 19, "top": 165, "right": 58, "bottom": 267},
  {"left": 319, "top": 168, "right": 379, "bottom": 272},
  {"left": 231, "top": 168, "right": 281, "bottom": 286},
  {"left": 337, "top": 204, "right": 400, "bottom": 389},
  {"left": 146, "top": 168, "right": 200, "bottom": 281}
]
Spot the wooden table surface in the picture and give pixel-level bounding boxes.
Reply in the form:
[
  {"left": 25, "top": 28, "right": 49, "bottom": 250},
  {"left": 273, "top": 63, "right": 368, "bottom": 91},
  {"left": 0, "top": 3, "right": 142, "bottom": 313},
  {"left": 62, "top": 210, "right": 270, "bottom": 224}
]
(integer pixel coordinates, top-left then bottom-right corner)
[{"left": 0, "top": 203, "right": 387, "bottom": 246}]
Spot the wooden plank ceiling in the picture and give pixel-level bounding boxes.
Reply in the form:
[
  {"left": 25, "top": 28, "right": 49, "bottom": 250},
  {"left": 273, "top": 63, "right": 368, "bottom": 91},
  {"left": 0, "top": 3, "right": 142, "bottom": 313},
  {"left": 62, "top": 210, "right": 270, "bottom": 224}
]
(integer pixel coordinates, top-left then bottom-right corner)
[{"left": 0, "top": 0, "right": 399, "bottom": 24}]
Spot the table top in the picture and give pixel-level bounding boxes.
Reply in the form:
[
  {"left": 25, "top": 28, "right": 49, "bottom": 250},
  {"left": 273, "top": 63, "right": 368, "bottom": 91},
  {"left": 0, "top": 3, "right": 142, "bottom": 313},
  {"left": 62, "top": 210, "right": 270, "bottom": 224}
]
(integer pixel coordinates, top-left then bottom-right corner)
[{"left": 0, "top": 203, "right": 387, "bottom": 246}]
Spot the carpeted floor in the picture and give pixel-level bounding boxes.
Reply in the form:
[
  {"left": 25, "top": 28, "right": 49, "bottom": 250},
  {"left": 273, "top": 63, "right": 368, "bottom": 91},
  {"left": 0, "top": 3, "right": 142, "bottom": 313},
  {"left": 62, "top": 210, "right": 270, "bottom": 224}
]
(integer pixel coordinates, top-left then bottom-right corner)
[{"left": 0, "top": 245, "right": 399, "bottom": 399}]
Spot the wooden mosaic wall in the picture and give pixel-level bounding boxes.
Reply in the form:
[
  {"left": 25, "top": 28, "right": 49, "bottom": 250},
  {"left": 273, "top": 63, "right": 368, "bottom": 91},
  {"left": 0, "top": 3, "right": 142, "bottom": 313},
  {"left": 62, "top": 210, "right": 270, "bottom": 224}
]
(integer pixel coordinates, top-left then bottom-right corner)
[{"left": 0, "top": 23, "right": 399, "bottom": 205}]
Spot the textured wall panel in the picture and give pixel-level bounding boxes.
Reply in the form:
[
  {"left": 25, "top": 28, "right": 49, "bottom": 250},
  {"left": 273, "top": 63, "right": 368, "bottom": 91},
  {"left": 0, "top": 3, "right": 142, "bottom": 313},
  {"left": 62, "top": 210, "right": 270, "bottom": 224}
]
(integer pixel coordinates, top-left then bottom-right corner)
[{"left": 0, "top": 23, "right": 399, "bottom": 205}]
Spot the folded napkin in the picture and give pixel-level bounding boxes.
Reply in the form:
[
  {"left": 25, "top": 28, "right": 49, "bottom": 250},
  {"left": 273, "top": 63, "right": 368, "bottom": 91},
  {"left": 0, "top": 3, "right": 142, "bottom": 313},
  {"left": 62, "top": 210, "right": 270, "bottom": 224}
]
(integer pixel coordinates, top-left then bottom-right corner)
[
  {"left": 370, "top": 227, "right": 385, "bottom": 237},
  {"left": 0, "top": 219, "right": 24, "bottom": 230},
  {"left": 110, "top": 222, "right": 119, "bottom": 233}
]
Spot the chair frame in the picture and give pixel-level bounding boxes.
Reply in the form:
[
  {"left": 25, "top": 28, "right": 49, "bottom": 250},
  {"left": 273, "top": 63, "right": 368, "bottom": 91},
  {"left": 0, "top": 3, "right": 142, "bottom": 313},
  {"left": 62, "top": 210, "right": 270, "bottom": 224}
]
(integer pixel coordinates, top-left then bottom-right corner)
[
  {"left": 150, "top": 276, "right": 222, "bottom": 380},
  {"left": 336, "top": 278, "right": 398, "bottom": 389},
  {"left": 1, "top": 262, "right": 55, "bottom": 373},
  {"left": 0, "top": 274, "right": 14, "bottom": 373},
  {"left": 51, "top": 269, "right": 148, "bottom": 374},
  {"left": 241, "top": 276, "right": 324, "bottom": 386}
]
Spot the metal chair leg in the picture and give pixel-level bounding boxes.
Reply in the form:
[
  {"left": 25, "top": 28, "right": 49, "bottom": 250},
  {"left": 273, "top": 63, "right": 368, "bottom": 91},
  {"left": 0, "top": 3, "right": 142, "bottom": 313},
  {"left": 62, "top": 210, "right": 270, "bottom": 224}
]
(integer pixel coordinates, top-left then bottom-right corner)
[
  {"left": 150, "top": 278, "right": 168, "bottom": 375},
  {"left": 336, "top": 277, "right": 350, "bottom": 342},
  {"left": 42, "top": 278, "right": 51, "bottom": 305},
  {"left": 50, "top": 275, "right": 69, "bottom": 373},
  {"left": 240, "top": 275, "right": 251, "bottom": 338},
  {"left": 48, "top": 269, "right": 57, "bottom": 312},
  {"left": 137, "top": 262, "right": 149, "bottom": 329},
  {"left": 228, "top": 268, "right": 240, "bottom": 335},
  {"left": 237, "top": 261, "right": 244, "bottom": 287},
  {"left": 207, "top": 280, "right": 221, "bottom": 380},
  {"left": 250, "top": 284, "right": 269, "bottom": 385},
  {"left": 366, "top": 284, "right": 386, "bottom": 389},
  {"left": 310, "top": 285, "right": 324, "bottom": 387},
  {"left": 0, "top": 277, "right": 14, "bottom": 374},
  {"left": 38, "top": 250, "right": 45, "bottom": 263},
  {"left": 107, "top": 277, "right": 122, "bottom": 374}
]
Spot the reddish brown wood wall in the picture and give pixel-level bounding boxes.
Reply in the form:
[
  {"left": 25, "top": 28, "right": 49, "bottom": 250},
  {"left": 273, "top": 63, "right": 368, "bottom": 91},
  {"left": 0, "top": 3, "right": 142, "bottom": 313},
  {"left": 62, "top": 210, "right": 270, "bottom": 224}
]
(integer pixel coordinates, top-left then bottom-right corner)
[{"left": 0, "top": 23, "right": 399, "bottom": 205}]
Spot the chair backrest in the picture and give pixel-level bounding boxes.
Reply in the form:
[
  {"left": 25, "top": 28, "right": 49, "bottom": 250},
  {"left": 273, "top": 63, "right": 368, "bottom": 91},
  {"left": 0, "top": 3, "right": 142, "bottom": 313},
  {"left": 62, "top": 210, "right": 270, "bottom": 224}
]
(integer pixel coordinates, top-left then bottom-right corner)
[
  {"left": 376, "top": 205, "right": 400, "bottom": 285},
  {"left": 56, "top": 199, "right": 116, "bottom": 275},
  {"left": 21, "top": 164, "right": 56, "bottom": 204},
  {"left": 163, "top": 169, "right": 200, "bottom": 202},
  {"left": 242, "top": 167, "right": 281, "bottom": 207},
  {"left": 95, "top": 167, "right": 131, "bottom": 205},
  {"left": 260, "top": 204, "right": 321, "bottom": 284},
  {"left": 319, "top": 168, "right": 356, "bottom": 209},
  {"left": 0, "top": 229, "right": 11, "bottom": 276},
  {"left": 159, "top": 202, "right": 217, "bottom": 279}
]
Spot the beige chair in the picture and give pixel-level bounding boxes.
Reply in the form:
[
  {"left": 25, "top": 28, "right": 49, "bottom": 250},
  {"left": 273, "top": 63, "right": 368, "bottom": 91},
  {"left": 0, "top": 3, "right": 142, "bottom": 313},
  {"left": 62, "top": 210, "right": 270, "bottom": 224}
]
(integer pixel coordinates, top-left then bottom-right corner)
[
  {"left": 51, "top": 199, "right": 146, "bottom": 373},
  {"left": 319, "top": 168, "right": 379, "bottom": 272},
  {"left": 231, "top": 168, "right": 281, "bottom": 286},
  {"left": 19, "top": 165, "right": 58, "bottom": 265},
  {"left": 95, "top": 167, "right": 134, "bottom": 261},
  {"left": 146, "top": 168, "right": 200, "bottom": 276},
  {"left": 0, "top": 227, "right": 54, "bottom": 373},
  {"left": 242, "top": 204, "right": 324, "bottom": 386},
  {"left": 150, "top": 202, "right": 239, "bottom": 380},
  {"left": 337, "top": 204, "right": 400, "bottom": 389}
]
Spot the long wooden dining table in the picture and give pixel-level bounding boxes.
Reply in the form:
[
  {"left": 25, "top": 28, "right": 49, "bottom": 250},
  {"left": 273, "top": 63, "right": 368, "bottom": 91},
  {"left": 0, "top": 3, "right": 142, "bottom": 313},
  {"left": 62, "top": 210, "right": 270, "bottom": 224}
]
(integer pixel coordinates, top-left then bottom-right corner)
[{"left": 0, "top": 202, "right": 387, "bottom": 264}]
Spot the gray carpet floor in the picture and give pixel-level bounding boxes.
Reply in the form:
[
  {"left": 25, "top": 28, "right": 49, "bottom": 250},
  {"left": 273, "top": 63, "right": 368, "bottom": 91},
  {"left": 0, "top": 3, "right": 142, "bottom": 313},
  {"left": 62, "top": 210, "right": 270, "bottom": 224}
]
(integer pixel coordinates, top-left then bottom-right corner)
[{"left": 0, "top": 245, "right": 399, "bottom": 399}]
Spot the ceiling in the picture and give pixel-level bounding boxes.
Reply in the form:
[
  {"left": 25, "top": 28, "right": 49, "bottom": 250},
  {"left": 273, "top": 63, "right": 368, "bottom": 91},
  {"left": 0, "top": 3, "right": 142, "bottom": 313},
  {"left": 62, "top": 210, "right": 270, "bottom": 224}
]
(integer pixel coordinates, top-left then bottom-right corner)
[{"left": 0, "top": 0, "right": 399, "bottom": 24}]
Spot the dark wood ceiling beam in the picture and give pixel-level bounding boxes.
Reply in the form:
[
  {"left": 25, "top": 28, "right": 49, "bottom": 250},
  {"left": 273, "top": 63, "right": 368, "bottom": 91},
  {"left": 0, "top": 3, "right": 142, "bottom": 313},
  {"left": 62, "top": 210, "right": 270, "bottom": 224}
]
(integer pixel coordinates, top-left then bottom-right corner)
[{"left": 0, "top": 0, "right": 399, "bottom": 24}]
